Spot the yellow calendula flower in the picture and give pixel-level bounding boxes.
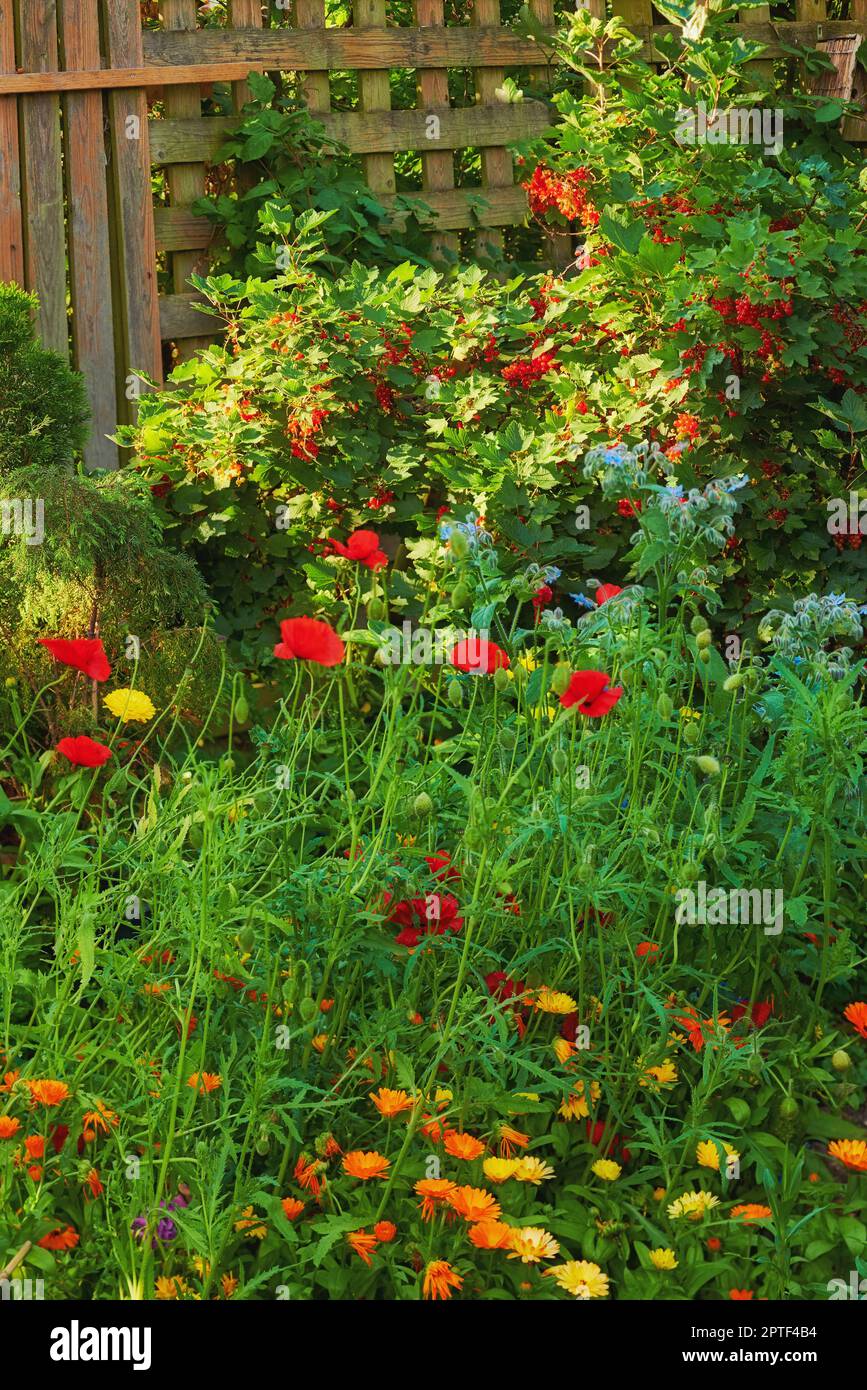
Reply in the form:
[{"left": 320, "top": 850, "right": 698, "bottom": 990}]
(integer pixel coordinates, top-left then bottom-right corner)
[
  {"left": 507, "top": 1227, "right": 560, "bottom": 1264},
  {"left": 534, "top": 987, "right": 578, "bottom": 1015},
  {"left": 483, "top": 1157, "right": 520, "bottom": 1184},
  {"left": 558, "top": 1079, "right": 601, "bottom": 1121},
  {"left": 667, "top": 1190, "right": 720, "bottom": 1221},
  {"left": 679, "top": 706, "right": 701, "bottom": 721},
  {"left": 641, "top": 1059, "right": 679, "bottom": 1089},
  {"left": 650, "top": 1248, "right": 678, "bottom": 1270},
  {"left": 553, "top": 1037, "right": 575, "bottom": 1065},
  {"left": 545, "top": 1260, "right": 609, "bottom": 1299},
  {"left": 155, "top": 1276, "right": 188, "bottom": 1300},
  {"left": 591, "top": 1159, "right": 621, "bottom": 1182},
  {"left": 696, "top": 1139, "right": 740, "bottom": 1172},
  {"left": 103, "top": 688, "right": 156, "bottom": 723},
  {"left": 512, "top": 1156, "right": 555, "bottom": 1185}
]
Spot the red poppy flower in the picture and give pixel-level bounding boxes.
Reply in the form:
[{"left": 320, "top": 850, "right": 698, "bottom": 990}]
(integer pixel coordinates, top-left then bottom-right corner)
[
  {"left": 56, "top": 736, "right": 113, "bottom": 768},
  {"left": 560, "top": 670, "right": 623, "bottom": 717},
  {"left": 731, "top": 1000, "right": 774, "bottom": 1029},
  {"left": 39, "top": 637, "right": 111, "bottom": 682},
  {"left": 425, "top": 851, "right": 461, "bottom": 883},
  {"left": 484, "top": 972, "right": 526, "bottom": 1002},
  {"left": 585, "top": 1120, "right": 631, "bottom": 1164},
  {"left": 390, "top": 893, "right": 464, "bottom": 948},
  {"left": 531, "top": 584, "right": 553, "bottom": 615},
  {"left": 324, "top": 529, "right": 387, "bottom": 570},
  {"left": 449, "top": 638, "right": 510, "bottom": 674},
  {"left": 274, "top": 617, "right": 345, "bottom": 667},
  {"left": 636, "top": 942, "right": 660, "bottom": 959},
  {"left": 595, "top": 584, "right": 623, "bottom": 605}
]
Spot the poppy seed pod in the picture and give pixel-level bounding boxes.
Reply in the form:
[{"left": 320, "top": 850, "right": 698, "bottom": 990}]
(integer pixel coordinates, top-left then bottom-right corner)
[
  {"left": 551, "top": 663, "right": 572, "bottom": 696},
  {"left": 413, "top": 791, "right": 433, "bottom": 817}
]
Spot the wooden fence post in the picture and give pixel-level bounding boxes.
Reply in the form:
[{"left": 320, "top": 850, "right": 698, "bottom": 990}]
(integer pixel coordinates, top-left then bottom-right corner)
[
  {"left": 414, "top": 0, "right": 459, "bottom": 263},
  {"left": 353, "top": 0, "right": 397, "bottom": 203},
  {"left": 59, "top": 0, "right": 119, "bottom": 470},
  {"left": 17, "top": 0, "right": 66, "bottom": 355},
  {"left": 472, "top": 0, "right": 512, "bottom": 263},
  {"left": 163, "top": 0, "right": 212, "bottom": 363},
  {"left": 0, "top": 0, "right": 24, "bottom": 287}
]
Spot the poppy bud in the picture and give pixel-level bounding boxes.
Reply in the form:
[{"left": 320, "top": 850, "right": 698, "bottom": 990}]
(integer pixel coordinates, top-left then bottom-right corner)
[
  {"left": 447, "top": 678, "right": 463, "bottom": 707},
  {"left": 681, "top": 861, "right": 700, "bottom": 882},
  {"left": 255, "top": 1130, "right": 270, "bottom": 1156},
  {"left": 452, "top": 582, "right": 470, "bottom": 608},
  {"left": 656, "top": 693, "right": 673, "bottom": 720},
  {"left": 450, "top": 531, "right": 470, "bottom": 559},
  {"left": 500, "top": 726, "right": 517, "bottom": 750},
  {"left": 695, "top": 755, "right": 720, "bottom": 776},
  {"left": 367, "top": 597, "right": 387, "bottom": 621},
  {"left": 298, "top": 997, "right": 317, "bottom": 1023},
  {"left": 696, "top": 630, "right": 712, "bottom": 649},
  {"left": 690, "top": 615, "right": 707, "bottom": 635},
  {"left": 831, "top": 1050, "right": 851, "bottom": 1072},
  {"left": 723, "top": 672, "right": 745, "bottom": 691},
  {"left": 698, "top": 648, "right": 711, "bottom": 664},
  {"left": 234, "top": 695, "right": 250, "bottom": 726},
  {"left": 683, "top": 722, "right": 700, "bottom": 745},
  {"left": 413, "top": 792, "right": 433, "bottom": 817},
  {"left": 778, "top": 1096, "right": 799, "bottom": 1120},
  {"left": 239, "top": 925, "right": 255, "bottom": 953},
  {"left": 551, "top": 663, "right": 571, "bottom": 696},
  {"left": 493, "top": 666, "right": 510, "bottom": 693},
  {"left": 551, "top": 748, "right": 569, "bottom": 776}
]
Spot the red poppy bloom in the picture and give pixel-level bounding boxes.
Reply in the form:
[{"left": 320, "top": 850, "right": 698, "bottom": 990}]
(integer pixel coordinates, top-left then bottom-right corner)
[
  {"left": 731, "top": 1000, "right": 774, "bottom": 1029},
  {"left": 484, "top": 972, "right": 526, "bottom": 1002},
  {"left": 390, "top": 893, "right": 464, "bottom": 948},
  {"left": 449, "top": 637, "right": 510, "bottom": 674},
  {"left": 585, "top": 1119, "right": 631, "bottom": 1163},
  {"left": 425, "top": 851, "right": 461, "bottom": 883},
  {"left": 531, "top": 584, "right": 553, "bottom": 616},
  {"left": 324, "top": 529, "right": 387, "bottom": 570},
  {"left": 595, "top": 584, "right": 623, "bottom": 605},
  {"left": 274, "top": 617, "right": 345, "bottom": 666},
  {"left": 56, "top": 735, "right": 113, "bottom": 768},
  {"left": 560, "top": 670, "right": 623, "bottom": 717},
  {"left": 636, "top": 942, "right": 660, "bottom": 959},
  {"left": 39, "top": 637, "right": 111, "bottom": 682}
]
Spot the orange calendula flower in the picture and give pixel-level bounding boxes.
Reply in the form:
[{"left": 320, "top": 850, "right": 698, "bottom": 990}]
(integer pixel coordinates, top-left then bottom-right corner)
[
  {"left": 374, "top": 1220, "right": 397, "bottom": 1243},
  {"left": 668, "top": 1003, "right": 732, "bottom": 1053},
  {"left": 281, "top": 1197, "right": 305, "bottom": 1221},
  {"left": 447, "top": 1186, "right": 502, "bottom": 1224},
  {"left": 730, "top": 1289, "right": 754, "bottom": 1300},
  {"left": 843, "top": 1001, "right": 867, "bottom": 1039},
  {"left": 38, "top": 1225, "right": 79, "bottom": 1251},
  {"left": 0, "top": 1070, "right": 20, "bottom": 1092},
  {"left": 188, "top": 1072, "right": 222, "bottom": 1095},
  {"left": 443, "top": 1131, "right": 485, "bottom": 1161},
  {"left": 423, "top": 1259, "right": 463, "bottom": 1301},
  {"left": 83, "top": 1167, "right": 103, "bottom": 1199},
  {"left": 81, "top": 1101, "right": 118, "bottom": 1142},
  {"left": 347, "top": 1230, "right": 379, "bottom": 1266},
  {"left": 497, "top": 1123, "right": 530, "bottom": 1158},
  {"left": 507, "top": 1227, "right": 561, "bottom": 1264},
  {"left": 294, "top": 1154, "right": 325, "bottom": 1196},
  {"left": 415, "top": 1177, "right": 458, "bottom": 1221},
  {"left": 370, "top": 1087, "right": 415, "bottom": 1118},
  {"left": 342, "top": 1149, "right": 390, "bottom": 1180},
  {"left": 828, "top": 1139, "right": 867, "bottom": 1172},
  {"left": 221, "top": 1274, "right": 238, "bottom": 1298},
  {"left": 533, "top": 987, "right": 578, "bottom": 1015},
  {"left": 730, "top": 1204, "right": 772, "bottom": 1222},
  {"left": 27, "top": 1079, "right": 69, "bottom": 1107},
  {"left": 469, "top": 1220, "right": 514, "bottom": 1250},
  {"left": 0, "top": 1115, "right": 21, "bottom": 1139}
]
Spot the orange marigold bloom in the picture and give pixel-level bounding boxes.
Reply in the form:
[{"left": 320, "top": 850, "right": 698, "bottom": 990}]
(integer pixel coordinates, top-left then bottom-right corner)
[
  {"left": 347, "top": 1230, "right": 379, "bottom": 1266},
  {"left": 423, "top": 1259, "right": 463, "bottom": 1301},
  {"left": 187, "top": 1072, "right": 222, "bottom": 1095},
  {"left": 415, "top": 1178, "right": 458, "bottom": 1221},
  {"left": 497, "top": 1124, "right": 530, "bottom": 1158},
  {"left": 0, "top": 1070, "right": 20, "bottom": 1092},
  {"left": 27, "top": 1079, "right": 69, "bottom": 1107},
  {"left": 729, "top": 1289, "right": 754, "bottom": 1300},
  {"left": 342, "top": 1149, "right": 390, "bottom": 1180},
  {"left": 281, "top": 1197, "right": 305, "bottom": 1221},
  {"left": 0, "top": 1115, "right": 21, "bottom": 1139},
  {"left": 81, "top": 1101, "right": 119, "bottom": 1142},
  {"left": 38, "top": 1224, "right": 79, "bottom": 1251},
  {"left": 843, "top": 1001, "right": 867, "bottom": 1039},
  {"left": 83, "top": 1167, "right": 103, "bottom": 1199},
  {"left": 294, "top": 1155, "right": 324, "bottom": 1196},
  {"left": 828, "top": 1139, "right": 867, "bottom": 1173},
  {"left": 443, "top": 1131, "right": 485, "bottom": 1161},
  {"left": 730, "top": 1204, "right": 772, "bottom": 1222},
  {"left": 468, "top": 1220, "right": 514, "bottom": 1250},
  {"left": 446, "top": 1185, "right": 502, "bottom": 1224},
  {"left": 370, "top": 1087, "right": 415, "bottom": 1118},
  {"left": 374, "top": 1220, "right": 397, "bottom": 1242}
]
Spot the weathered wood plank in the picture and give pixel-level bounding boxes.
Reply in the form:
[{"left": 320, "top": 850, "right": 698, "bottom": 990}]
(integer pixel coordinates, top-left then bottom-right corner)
[
  {"left": 60, "top": 0, "right": 118, "bottom": 469},
  {"left": 159, "top": 291, "right": 224, "bottom": 339},
  {"left": 473, "top": 0, "right": 512, "bottom": 262},
  {"left": 103, "top": 0, "right": 162, "bottom": 406},
  {"left": 17, "top": 0, "right": 66, "bottom": 351},
  {"left": 162, "top": 0, "right": 212, "bottom": 361},
  {"left": 354, "top": 0, "right": 396, "bottom": 198},
  {"left": 154, "top": 205, "right": 215, "bottom": 252},
  {"left": 294, "top": 0, "right": 330, "bottom": 117},
  {"left": 0, "top": 0, "right": 23, "bottom": 284},
  {"left": 414, "top": 0, "right": 458, "bottom": 261},
  {"left": 148, "top": 100, "right": 552, "bottom": 163},
  {"left": 229, "top": 0, "right": 263, "bottom": 113},
  {"left": 381, "top": 184, "right": 528, "bottom": 230}
]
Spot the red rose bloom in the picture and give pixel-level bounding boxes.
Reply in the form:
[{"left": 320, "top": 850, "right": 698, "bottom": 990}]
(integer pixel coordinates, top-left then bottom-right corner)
[
  {"left": 560, "top": 670, "right": 623, "bottom": 717},
  {"left": 324, "top": 529, "right": 387, "bottom": 570},
  {"left": 39, "top": 637, "right": 111, "bottom": 682},
  {"left": 449, "top": 637, "right": 510, "bottom": 674},
  {"left": 56, "top": 736, "right": 113, "bottom": 768},
  {"left": 274, "top": 617, "right": 345, "bottom": 667}
]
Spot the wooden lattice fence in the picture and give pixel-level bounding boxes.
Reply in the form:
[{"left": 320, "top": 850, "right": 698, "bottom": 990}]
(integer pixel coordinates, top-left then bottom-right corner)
[{"left": 1, "top": 0, "right": 866, "bottom": 468}]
